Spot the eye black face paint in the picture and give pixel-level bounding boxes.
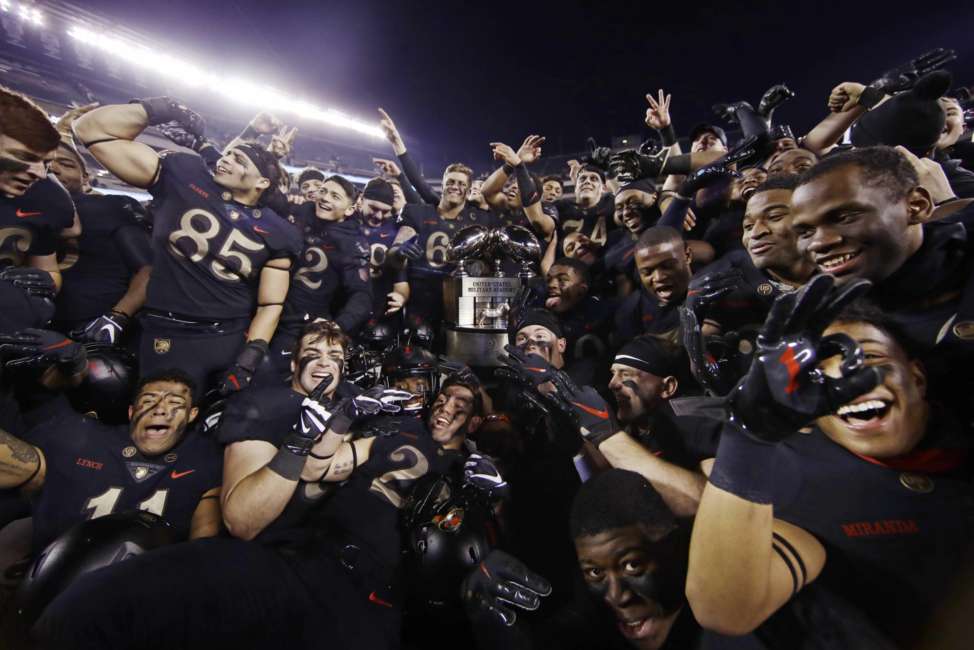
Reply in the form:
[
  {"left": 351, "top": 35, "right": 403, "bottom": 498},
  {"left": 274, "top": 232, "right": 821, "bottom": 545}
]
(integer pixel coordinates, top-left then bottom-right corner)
[
  {"left": 621, "top": 379, "right": 641, "bottom": 392},
  {"left": 518, "top": 339, "right": 554, "bottom": 356}
]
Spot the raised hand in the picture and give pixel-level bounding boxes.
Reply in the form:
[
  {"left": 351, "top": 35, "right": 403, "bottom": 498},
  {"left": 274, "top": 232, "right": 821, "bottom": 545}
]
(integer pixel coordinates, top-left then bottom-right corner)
[
  {"left": 680, "top": 270, "right": 746, "bottom": 395},
  {"left": 80, "top": 311, "right": 130, "bottom": 345},
  {"left": 645, "top": 89, "right": 672, "bottom": 130},
  {"left": 373, "top": 157, "right": 402, "bottom": 178},
  {"left": 828, "top": 82, "right": 866, "bottom": 113},
  {"left": 490, "top": 142, "right": 521, "bottom": 167},
  {"left": 377, "top": 107, "right": 406, "bottom": 154},
  {"left": 515, "top": 135, "right": 545, "bottom": 165},
  {"left": 463, "top": 453, "right": 510, "bottom": 499},
  {"left": 462, "top": 550, "right": 551, "bottom": 627},
  {"left": 870, "top": 48, "right": 957, "bottom": 94},
  {"left": 728, "top": 275, "right": 880, "bottom": 442},
  {"left": 607, "top": 148, "right": 669, "bottom": 183},
  {"left": 268, "top": 125, "right": 298, "bottom": 159},
  {"left": 56, "top": 102, "right": 99, "bottom": 136},
  {"left": 757, "top": 84, "right": 795, "bottom": 120},
  {"left": 248, "top": 112, "right": 284, "bottom": 136}
]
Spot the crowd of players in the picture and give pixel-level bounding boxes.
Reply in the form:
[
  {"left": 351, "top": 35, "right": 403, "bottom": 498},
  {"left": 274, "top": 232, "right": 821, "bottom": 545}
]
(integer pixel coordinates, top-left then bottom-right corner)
[{"left": 0, "top": 46, "right": 972, "bottom": 649}]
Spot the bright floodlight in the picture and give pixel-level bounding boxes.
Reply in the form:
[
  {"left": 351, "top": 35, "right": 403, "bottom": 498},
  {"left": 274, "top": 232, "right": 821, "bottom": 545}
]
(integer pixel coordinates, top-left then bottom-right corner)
[{"left": 65, "top": 25, "right": 384, "bottom": 139}]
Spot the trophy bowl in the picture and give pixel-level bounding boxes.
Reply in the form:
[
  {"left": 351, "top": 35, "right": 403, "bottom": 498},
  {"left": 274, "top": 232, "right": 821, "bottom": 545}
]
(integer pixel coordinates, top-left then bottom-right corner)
[
  {"left": 499, "top": 225, "right": 542, "bottom": 262},
  {"left": 449, "top": 225, "right": 491, "bottom": 261}
]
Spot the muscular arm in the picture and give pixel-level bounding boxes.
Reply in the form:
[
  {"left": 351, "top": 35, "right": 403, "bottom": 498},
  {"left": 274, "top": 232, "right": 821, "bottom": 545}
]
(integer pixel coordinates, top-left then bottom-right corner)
[
  {"left": 73, "top": 104, "right": 161, "bottom": 189},
  {"left": 246, "top": 259, "right": 291, "bottom": 343},
  {"left": 28, "top": 253, "right": 62, "bottom": 292},
  {"left": 597, "top": 431, "right": 705, "bottom": 517},
  {"left": 188, "top": 487, "right": 222, "bottom": 539},
  {"left": 220, "top": 440, "right": 297, "bottom": 541},
  {"left": 301, "top": 437, "right": 374, "bottom": 483},
  {"left": 686, "top": 480, "right": 826, "bottom": 634},
  {"left": 481, "top": 165, "right": 510, "bottom": 209},
  {"left": 801, "top": 106, "right": 867, "bottom": 156},
  {"left": 0, "top": 428, "right": 46, "bottom": 493}
]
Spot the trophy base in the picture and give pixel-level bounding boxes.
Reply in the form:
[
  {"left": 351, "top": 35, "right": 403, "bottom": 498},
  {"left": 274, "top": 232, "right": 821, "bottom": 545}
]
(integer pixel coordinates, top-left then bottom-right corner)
[{"left": 444, "top": 327, "right": 510, "bottom": 368}]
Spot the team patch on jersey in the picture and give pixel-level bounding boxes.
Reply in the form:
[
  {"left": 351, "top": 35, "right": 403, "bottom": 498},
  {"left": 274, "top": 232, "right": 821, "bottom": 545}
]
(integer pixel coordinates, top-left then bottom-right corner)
[
  {"left": 122, "top": 445, "right": 137, "bottom": 458},
  {"left": 164, "top": 452, "right": 178, "bottom": 464},
  {"left": 757, "top": 283, "right": 774, "bottom": 296},
  {"left": 154, "top": 338, "right": 172, "bottom": 354},
  {"left": 899, "top": 472, "right": 934, "bottom": 493},
  {"left": 126, "top": 461, "right": 165, "bottom": 483}
]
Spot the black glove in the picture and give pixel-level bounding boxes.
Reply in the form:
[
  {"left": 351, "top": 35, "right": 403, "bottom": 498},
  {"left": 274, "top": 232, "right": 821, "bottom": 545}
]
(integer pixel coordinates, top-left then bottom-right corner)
[
  {"left": 495, "top": 345, "right": 558, "bottom": 389},
  {"left": 330, "top": 386, "right": 414, "bottom": 433},
  {"left": 580, "top": 136, "right": 613, "bottom": 171},
  {"left": 79, "top": 311, "right": 130, "bottom": 345},
  {"left": 712, "top": 101, "right": 752, "bottom": 125},
  {"left": 728, "top": 275, "right": 881, "bottom": 442},
  {"left": 678, "top": 164, "right": 739, "bottom": 198},
  {"left": 715, "top": 133, "right": 768, "bottom": 170},
  {"left": 680, "top": 269, "right": 745, "bottom": 395},
  {"left": 156, "top": 121, "right": 208, "bottom": 152},
  {"left": 507, "top": 284, "right": 538, "bottom": 332},
  {"left": 0, "top": 328, "right": 86, "bottom": 375},
  {"left": 398, "top": 236, "right": 423, "bottom": 261},
  {"left": 437, "top": 355, "right": 480, "bottom": 386},
  {"left": 462, "top": 550, "right": 551, "bottom": 627},
  {"left": 218, "top": 340, "right": 269, "bottom": 395},
  {"left": 464, "top": 453, "right": 510, "bottom": 499},
  {"left": 542, "top": 370, "right": 619, "bottom": 446},
  {"left": 869, "top": 48, "right": 957, "bottom": 95},
  {"left": 758, "top": 84, "right": 796, "bottom": 120},
  {"left": 607, "top": 148, "right": 669, "bottom": 184},
  {"left": 0, "top": 267, "right": 55, "bottom": 300},
  {"left": 133, "top": 97, "right": 206, "bottom": 137},
  {"left": 282, "top": 375, "right": 334, "bottom": 456}
]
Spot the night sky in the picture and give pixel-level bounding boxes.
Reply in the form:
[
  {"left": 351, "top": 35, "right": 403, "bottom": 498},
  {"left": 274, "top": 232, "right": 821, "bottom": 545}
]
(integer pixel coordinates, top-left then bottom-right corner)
[{"left": 84, "top": 0, "right": 968, "bottom": 170}]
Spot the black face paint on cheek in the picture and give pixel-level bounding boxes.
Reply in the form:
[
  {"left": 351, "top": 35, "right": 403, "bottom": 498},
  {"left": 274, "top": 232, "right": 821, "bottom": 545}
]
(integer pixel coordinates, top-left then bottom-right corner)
[
  {"left": 0, "top": 156, "right": 31, "bottom": 174},
  {"left": 519, "top": 339, "right": 554, "bottom": 357},
  {"left": 621, "top": 379, "right": 640, "bottom": 392},
  {"left": 297, "top": 354, "right": 317, "bottom": 377}
]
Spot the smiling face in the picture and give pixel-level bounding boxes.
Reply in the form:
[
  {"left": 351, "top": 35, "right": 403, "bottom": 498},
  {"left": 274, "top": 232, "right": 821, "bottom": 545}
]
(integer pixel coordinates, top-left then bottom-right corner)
[
  {"left": 428, "top": 384, "right": 478, "bottom": 448},
  {"left": 290, "top": 334, "right": 345, "bottom": 398},
  {"left": 0, "top": 134, "right": 55, "bottom": 198},
  {"left": 634, "top": 241, "right": 691, "bottom": 306},
  {"left": 742, "top": 188, "right": 803, "bottom": 272},
  {"left": 938, "top": 97, "right": 965, "bottom": 150},
  {"left": 502, "top": 177, "right": 522, "bottom": 209},
  {"left": 791, "top": 165, "right": 927, "bottom": 285},
  {"left": 315, "top": 179, "right": 356, "bottom": 222},
  {"left": 563, "top": 232, "right": 598, "bottom": 265},
  {"left": 818, "top": 320, "right": 928, "bottom": 458},
  {"left": 576, "top": 524, "right": 685, "bottom": 649},
  {"left": 766, "top": 148, "right": 817, "bottom": 178},
  {"left": 213, "top": 147, "right": 270, "bottom": 195},
  {"left": 691, "top": 131, "right": 726, "bottom": 154},
  {"left": 50, "top": 144, "right": 87, "bottom": 194},
  {"left": 731, "top": 167, "right": 768, "bottom": 203},
  {"left": 360, "top": 197, "right": 393, "bottom": 228},
  {"left": 614, "top": 189, "right": 657, "bottom": 234},
  {"left": 575, "top": 170, "right": 604, "bottom": 206},
  {"left": 127, "top": 381, "right": 198, "bottom": 457},
  {"left": 441, "top": 170, "right": 470, "bottom": 209}
]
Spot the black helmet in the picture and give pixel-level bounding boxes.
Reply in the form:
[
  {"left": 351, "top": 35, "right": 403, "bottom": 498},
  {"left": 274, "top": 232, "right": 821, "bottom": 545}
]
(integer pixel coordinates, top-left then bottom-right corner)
[
  {"left": 13, "top": 511, "right": 175, "bottom": 625},
  {"left": 66, "top": 343, "right": 138, "bottom": 425},
  {"left": 381, "top": 345, "right": 438, "bottom": 415},
  {"left": 359, "top": 319, "right": 396, "bottom": 351},
  {"left": 403, "top": 474, "right": 497, "bottom": 611}
]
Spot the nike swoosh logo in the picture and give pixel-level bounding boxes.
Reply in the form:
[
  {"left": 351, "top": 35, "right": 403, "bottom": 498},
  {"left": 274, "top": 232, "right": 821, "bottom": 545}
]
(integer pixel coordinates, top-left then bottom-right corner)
[
  {"left": 572, "top": 401, "right": 609, "bottom": 420},
  {"left": 368, "top": 591, "right": 393, "bottom": 608},
  {"left": 379, "top": 233, "right": 390, "bottom": 238},
  {"left": 253, "top": 225, "right": 270, "bottom": 234},
  {"left": 16, "top": 209, "right": 42, "bottom": 218},
  {"left": 170, "top": 469, "right": 195, "bottom": 479}
]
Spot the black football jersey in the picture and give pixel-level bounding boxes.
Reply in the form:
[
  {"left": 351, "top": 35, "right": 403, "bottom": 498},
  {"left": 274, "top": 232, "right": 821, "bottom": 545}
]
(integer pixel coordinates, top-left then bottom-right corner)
[
  {"left": 360, "top": 214, "right": 407, "bottom": 318},
  {"left": 145, "top": 152, "right": 302, "bottom": 319},
  {"left": 398, "top": 204, "right": 489, "bottom": 279},
  {"left": 692, "top": 249, "right": 787, "bottom": 334},
  {"left": 555, "top": 194, "right": 615, "bottom": 246},
  {"left": 30, "top": 413, "right": 222, "bottom": 552},
  {"left": 55, "top": 193, "right": 152, "bottom": 323},
  {"left": 613, "top": 287, "right": 681, "bottom": 343},
  {"left": 315, "top": 416, "right": 439, "bottom": 567},
  {"left": 0, "top": 176, "right": 75, "bottom": 268},
  {"left": 282, "top": 207, "right": 372, "bottom": 335}
]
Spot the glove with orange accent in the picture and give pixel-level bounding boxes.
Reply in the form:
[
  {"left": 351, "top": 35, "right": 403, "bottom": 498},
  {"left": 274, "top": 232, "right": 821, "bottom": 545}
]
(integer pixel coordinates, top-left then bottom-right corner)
[
  {"left": 541, "top": 368, "right": 619, "bottom": 447},
  {"left": 0, "top": 328, "right": 87, "bottom": 375},
  {"left": 462, "top": 550, "right": 551, "bottom": 627},
  {"left": 217, "top": 340, "right": 269, "bottom": 396},
  {"left": 726, "top": 274, "right": 881, "bottom": 442}
]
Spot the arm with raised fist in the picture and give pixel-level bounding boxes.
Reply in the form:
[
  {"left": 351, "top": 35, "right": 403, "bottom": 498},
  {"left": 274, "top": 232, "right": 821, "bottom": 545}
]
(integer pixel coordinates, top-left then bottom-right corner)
[
  {"left": 378, "top": 108, "right": 439, "bottom": 205},
  {"left": 74, "top": 98, "right": 204, "bottom": 188},
  {"left": 686, "top": 276, "right": 877, "bottom": 634}
]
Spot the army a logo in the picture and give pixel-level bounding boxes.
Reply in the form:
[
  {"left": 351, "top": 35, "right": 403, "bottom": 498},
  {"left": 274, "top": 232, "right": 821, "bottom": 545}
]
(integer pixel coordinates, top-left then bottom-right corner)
[{"left": 153, "top": 338, "right": 172, "bottom": 354}]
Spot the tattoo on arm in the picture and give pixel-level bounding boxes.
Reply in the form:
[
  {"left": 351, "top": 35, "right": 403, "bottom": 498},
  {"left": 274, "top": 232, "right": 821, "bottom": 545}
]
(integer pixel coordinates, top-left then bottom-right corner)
[{"left": 0, "top": 430, "right": 38, "bottom": 467}]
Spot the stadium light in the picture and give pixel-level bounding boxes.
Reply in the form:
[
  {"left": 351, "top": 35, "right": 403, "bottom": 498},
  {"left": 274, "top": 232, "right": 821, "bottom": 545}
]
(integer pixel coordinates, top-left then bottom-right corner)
[
  {"left": 2, "top": 2, "right": 43, "bottom": 25},
  {"left": 65, "top": 24, "right": 384, "bottom": 139}
]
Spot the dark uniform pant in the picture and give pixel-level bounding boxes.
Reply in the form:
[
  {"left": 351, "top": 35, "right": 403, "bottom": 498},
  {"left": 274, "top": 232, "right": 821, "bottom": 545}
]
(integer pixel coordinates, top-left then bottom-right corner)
[
  {"left": 138, "top": 312, "right": 248, "bottom": 394},
  {"left": 34, "top": 536, "right": 401, "bottom": 650}
]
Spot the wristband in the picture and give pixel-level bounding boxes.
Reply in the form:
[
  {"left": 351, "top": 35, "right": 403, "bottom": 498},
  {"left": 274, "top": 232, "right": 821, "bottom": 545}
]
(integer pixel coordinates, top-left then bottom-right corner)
[
  {"left": 858, "top": 86, "right": 885, "bottom": 111},
  {"left": 267, "top": 445, "right": 306, "bottom": 481},
  {"left": 502, "top": 163, "right": 515, "bottom": 176},
  {"left": 659, "top": 124, "right": 678, "bottom": 147},
  {"left": 708, "top": 421, "right": 779, "bottom": 504}
]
